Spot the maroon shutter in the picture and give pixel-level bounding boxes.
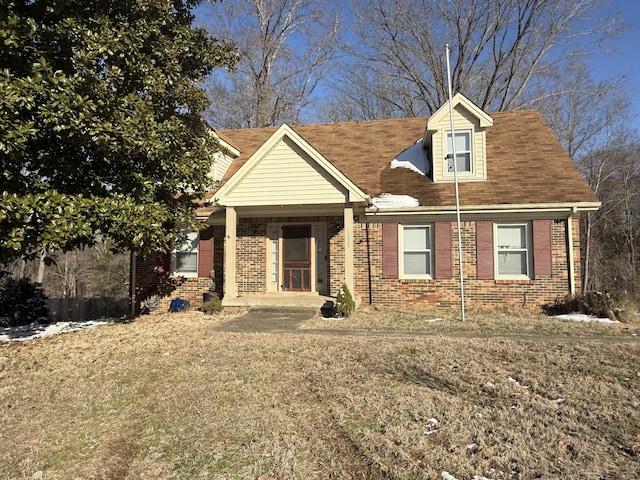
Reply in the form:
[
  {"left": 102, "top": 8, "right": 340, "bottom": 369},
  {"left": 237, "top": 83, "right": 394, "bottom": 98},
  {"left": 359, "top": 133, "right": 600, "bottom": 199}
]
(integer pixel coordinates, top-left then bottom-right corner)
[
  {"left": 533, "top": 219, "right": 552, "bottom": 278},
  {"left": 476, "top": 221, "right": 494, "bottom": 280},
  {"left": 434, "top": 222, "right": 452, "bottom": 279},
  {"left": 382, "top": 223, "right": 398, "bottom": 279},
  {"left": 198, "top": 227, "right": 214, "bottom": 278}
]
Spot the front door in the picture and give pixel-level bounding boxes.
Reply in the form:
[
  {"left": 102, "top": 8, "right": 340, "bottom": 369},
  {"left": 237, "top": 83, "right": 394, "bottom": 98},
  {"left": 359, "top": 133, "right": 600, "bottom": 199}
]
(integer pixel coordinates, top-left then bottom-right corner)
[{"left": 282, "top": 225, "right": 311, "bottom": 291}]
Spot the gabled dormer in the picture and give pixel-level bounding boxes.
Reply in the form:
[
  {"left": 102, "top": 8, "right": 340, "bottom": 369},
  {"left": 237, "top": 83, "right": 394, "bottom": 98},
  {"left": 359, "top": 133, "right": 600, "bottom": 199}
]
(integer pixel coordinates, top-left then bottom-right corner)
[{"left": 424, "top": 93, "right": 493, "bottom": 183}]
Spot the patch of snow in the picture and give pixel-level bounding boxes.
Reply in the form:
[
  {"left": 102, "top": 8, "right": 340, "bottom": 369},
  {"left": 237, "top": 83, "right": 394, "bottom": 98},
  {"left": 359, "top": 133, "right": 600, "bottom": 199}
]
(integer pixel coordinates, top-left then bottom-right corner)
[
  {"left": 425, "top": 317, "right": 443, "bottom": 323},
  {"left": 508, "top": 376, "right": 530, "bottom": 389},
  {"left": 442, "top": 472, "right": 459, "bottom": 480},
  {"left": 555, "top": 312, "right": 618, "bottom": 323},
  {"left": 467, "top": 442, "right": 479, "bottom": 453},
  {"left": 371, "top": 193, "right": 419, "bottom": 208},
  {"left": 0, "top": 319, "right": 114, "bottom": 343},
  {"left": 390, "top": 139, "right": 428, "bottom": 175},
  {"left": 552, "top": 398, "right": 566, "bottom": 404},
  {"left": 424, "top": 417, "right": 439, "bottom": 434}
]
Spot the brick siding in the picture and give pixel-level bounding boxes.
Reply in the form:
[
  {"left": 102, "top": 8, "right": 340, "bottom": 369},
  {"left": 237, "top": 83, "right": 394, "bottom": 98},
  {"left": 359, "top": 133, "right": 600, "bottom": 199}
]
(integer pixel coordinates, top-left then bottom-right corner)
[{"left": 136, "top": 216, "right": 581, "bottom": 311}]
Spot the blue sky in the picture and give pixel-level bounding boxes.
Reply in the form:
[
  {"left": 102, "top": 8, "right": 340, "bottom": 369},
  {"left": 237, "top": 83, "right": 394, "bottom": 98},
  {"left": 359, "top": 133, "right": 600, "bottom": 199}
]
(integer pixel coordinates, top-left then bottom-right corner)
[
  {"left": 590, "top": 0, "right": 640, "bottom": 133},
  {"left": 197, "top": 0, "right": 640, "bottom": 133}
]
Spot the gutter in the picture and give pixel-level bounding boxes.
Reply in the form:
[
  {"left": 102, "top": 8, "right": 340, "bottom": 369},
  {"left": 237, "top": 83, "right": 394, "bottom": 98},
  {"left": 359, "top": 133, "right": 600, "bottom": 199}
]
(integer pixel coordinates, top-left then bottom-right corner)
[{"left": 365, "top": 202, "right": 601, "bottom": 217}]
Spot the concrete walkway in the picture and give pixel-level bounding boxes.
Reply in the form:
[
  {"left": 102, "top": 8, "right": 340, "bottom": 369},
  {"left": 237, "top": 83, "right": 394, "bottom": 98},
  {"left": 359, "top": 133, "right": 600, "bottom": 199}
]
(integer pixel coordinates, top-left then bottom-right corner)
[
  {"left": 212, "top": 307, "right": 318, "bottom": 333},
  {"left": 213, "top": 307, "right": 640, "bottom": 343}
]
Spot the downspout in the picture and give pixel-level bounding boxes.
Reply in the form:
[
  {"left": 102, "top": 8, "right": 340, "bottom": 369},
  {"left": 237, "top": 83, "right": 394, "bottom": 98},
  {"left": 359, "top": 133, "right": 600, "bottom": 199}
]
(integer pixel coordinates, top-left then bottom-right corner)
[
  {"left": 129, "top": 251, "right": 136, "bottom": 318},
  {"left": 567, "top": 208, "right": 577, "bottom": 296}
]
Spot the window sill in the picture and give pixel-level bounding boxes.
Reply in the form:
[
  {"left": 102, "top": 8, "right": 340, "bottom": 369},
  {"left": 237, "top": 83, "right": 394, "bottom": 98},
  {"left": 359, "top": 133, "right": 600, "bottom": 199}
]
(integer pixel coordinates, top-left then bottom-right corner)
[
  {"left": 494, "top": 278, "right": 534, "bottom": 285},
  {"left": 399, "top": 277, "right": 434, "bottom": 283}
]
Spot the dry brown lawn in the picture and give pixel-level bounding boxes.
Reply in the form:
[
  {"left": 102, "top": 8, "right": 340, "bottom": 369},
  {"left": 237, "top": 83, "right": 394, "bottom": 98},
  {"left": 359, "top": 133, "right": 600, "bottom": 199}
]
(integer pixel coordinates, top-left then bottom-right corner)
[{"left": 1, "top": 309, "right": 639, "bottom": 480}]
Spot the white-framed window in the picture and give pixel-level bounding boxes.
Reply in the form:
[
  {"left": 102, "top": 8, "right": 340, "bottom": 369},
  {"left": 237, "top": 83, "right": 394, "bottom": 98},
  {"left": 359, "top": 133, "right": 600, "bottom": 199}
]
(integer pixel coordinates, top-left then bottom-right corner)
[
  {"left": 495, "top": 223, "right": 531, "bottom": 278},
  {"left": 173, "top": 230, "right": 199, "bottom": 277},
  {"left": 446, "top": 131, "right": 472, "bottom": 173},
  {"left": 400, "top": 224, "right": 433, "bottom": 278}
]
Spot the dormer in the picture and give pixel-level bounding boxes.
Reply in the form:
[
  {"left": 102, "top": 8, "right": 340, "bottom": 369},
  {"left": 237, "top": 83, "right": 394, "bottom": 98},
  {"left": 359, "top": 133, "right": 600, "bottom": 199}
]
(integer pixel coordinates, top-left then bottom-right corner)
[{"left": 424, "top": 93, "right": 493, "bottom": 183}]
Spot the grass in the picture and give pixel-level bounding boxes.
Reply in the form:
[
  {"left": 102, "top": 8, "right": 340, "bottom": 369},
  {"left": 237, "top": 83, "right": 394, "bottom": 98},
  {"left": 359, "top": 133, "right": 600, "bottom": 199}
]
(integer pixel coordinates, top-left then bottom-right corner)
[
  {"left": 302, "top": 304, "right": 640, "bottom": 337},
  {"left": 1, "top": 309, "right": 639, "bottom": 479}
]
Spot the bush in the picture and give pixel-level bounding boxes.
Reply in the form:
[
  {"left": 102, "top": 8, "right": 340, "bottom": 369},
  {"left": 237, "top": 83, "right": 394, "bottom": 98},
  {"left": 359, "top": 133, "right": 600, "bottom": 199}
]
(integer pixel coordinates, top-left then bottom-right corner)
[
  {"left": 200, "top": 298, "right": 223, "bottom": 315},
  {"left": 544, "top": 291, "right": 632, "bottom": 321},
  {"left": 0, "top": 277, "right": 49, "bottom": 327},
  {"left": 578, "top": 291, "right": 615, "bottom": 319},
  {"left": 335, "top": 283, "right": 356, "bottom": 318}
]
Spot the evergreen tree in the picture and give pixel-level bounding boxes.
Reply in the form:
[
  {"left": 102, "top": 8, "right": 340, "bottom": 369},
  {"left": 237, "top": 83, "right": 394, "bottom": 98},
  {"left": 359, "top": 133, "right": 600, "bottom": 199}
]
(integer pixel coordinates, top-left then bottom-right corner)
[{"left": 0, "top": 0, "right": 236, "bottom": 264}]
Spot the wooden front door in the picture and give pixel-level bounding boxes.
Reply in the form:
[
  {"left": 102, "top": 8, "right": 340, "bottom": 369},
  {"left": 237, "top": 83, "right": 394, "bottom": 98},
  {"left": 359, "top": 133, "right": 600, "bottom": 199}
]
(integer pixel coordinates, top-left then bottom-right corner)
[{"left": 282, "top": 225, "right": 311, "bottom": 291}]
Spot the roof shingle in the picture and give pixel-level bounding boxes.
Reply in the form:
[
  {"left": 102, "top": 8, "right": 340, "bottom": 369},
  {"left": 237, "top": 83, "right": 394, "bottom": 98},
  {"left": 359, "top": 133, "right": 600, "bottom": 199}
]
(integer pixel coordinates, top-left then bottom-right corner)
[{"left": 217, "top": 111, "right": 598, "bottom": 207}]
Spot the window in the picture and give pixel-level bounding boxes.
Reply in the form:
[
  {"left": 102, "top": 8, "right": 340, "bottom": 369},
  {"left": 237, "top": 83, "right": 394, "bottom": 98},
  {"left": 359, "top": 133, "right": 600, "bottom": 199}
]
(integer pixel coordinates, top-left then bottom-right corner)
[
  {"left": 446, "top": 131, "right": 472, "bottom": 173},
  {"left": 495, "top": 224, "right": 530, "bottom": 278},
  {"left": 401, "top": 225, "right": 433, "bottom": 277},
  {"left": 174, "top": 230, "right": 199, "bottom": 277}
]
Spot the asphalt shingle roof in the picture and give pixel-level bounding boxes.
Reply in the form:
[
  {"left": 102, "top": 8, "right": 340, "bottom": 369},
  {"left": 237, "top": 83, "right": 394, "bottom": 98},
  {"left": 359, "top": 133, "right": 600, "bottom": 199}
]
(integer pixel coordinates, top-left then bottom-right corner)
[{"left": 217, "top": 111, "right": 598, "bottom": 207}]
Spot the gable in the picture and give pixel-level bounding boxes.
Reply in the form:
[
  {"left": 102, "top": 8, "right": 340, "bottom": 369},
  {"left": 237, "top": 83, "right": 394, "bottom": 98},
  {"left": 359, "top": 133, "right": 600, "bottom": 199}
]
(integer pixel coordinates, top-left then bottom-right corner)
[
  {"left": 214, "top": 124, "right": 368, "bottom": 207},
  {"left": 425, "top": 93, "right": 493, "bottom": 183}
]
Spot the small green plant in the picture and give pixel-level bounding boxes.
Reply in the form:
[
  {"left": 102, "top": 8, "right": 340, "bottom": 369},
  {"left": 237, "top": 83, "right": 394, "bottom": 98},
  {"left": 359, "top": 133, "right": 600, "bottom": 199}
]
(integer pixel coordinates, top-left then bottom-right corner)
[
  {"left": 200, "top": 298, "right": 223, "bottom": 315},
  {"left": 335, "top": 283, "right": 355, "bottom": 318},
  {"left": 0, "top": 277, "right": 49, "bottom": 327}
]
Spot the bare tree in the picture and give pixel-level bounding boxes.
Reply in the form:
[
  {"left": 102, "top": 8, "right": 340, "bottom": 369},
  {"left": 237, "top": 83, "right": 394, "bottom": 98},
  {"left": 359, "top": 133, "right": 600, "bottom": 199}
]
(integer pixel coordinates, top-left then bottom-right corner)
[
  {"left": 200, "top": 0, "right": 341, "bottom": 128},
  {"left": 579, "top": 139, "right": 640, "bottom": 299},
  {"left": 331, "top": 0, "right": 622, "bottom": 118},
  {"left": 527, "top": 61, "right": 631, "bottom": 158}
]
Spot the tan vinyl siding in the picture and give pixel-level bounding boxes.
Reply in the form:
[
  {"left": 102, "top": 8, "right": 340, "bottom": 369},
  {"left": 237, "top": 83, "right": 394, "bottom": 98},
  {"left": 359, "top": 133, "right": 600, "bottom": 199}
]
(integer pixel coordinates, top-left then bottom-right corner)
[
  {"left": 210, "top": 150, "right": 234, "bottom": 182},
  {"left": 431, "top": 106, "right": 487, "bottom": 183},
  {"left": 223, "top": 136, "right": 349, "bottom": 206}
]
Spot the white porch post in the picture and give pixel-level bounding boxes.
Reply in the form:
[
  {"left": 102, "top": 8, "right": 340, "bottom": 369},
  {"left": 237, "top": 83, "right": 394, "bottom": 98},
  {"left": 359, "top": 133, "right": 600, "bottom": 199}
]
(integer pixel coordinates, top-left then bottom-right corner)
[
  {"left": 224, "top": 206, "right": 238, "bottom": 299},
  {"left": 344, "top": 203, "right": 354, "bottom": 293}
]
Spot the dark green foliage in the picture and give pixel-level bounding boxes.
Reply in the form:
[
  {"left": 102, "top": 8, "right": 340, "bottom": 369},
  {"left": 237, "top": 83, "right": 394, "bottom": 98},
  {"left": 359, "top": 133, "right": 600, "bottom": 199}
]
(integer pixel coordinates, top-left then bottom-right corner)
[
  {"left": 0, "top": 276, "right": 49, "bottom": 327},
  {"left": 0, "top": 0, "right": 237, "bottom": 265},
  {"left": 335, "top": 283, "right": 355, "bottom": 318},
  {"left": 200, "top": 298, "right": 223, "bottom": 315}
]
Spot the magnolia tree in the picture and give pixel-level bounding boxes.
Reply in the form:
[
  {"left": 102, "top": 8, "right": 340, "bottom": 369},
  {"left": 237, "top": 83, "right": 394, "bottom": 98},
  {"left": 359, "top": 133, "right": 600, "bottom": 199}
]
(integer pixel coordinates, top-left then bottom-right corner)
[{"left": 0, "top": 0, "right": 236, "bottom": 266}]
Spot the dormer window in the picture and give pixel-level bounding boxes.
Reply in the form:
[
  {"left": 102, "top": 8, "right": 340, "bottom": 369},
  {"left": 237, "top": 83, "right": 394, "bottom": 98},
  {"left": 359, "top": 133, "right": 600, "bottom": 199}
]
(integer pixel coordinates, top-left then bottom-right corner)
[
  {"left": 425, "top": 93, "right": 493, "bottom": 183},
  {"left": 446, "top": 131, "right": 472, "bottom": 173}
]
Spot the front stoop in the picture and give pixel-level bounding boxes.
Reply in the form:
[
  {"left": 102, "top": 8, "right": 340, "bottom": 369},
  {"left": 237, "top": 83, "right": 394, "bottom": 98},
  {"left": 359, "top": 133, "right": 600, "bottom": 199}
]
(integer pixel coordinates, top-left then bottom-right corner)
[{"left": 222, "top": 293, "right": 336, "bottom": 309}]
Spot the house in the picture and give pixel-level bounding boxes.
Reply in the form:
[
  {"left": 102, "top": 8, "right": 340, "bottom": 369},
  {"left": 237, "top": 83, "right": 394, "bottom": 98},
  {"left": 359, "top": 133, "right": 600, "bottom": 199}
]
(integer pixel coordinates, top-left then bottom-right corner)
[{"left": 134, "top": 93, "right": 600, "bottom": 311}]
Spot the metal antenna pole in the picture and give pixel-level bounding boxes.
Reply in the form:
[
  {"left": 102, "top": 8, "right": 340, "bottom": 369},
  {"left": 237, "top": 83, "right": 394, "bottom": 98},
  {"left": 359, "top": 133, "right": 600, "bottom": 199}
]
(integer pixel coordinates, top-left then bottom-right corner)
[{"left": 445, "top": 44, "right": 466, "bottom": 322}]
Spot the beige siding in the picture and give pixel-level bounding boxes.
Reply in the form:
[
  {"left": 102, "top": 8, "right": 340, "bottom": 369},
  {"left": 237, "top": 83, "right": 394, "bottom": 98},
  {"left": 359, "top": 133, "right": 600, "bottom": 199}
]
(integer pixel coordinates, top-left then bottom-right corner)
[
  {"left": 223, "top": 136, "right": 349, "bottom": 206},
  {"left": 210, "top": 151, "right": 234, "bottom": 182},
  {"left": 431, "top": 105, "right": 487, "bottom": 183}
]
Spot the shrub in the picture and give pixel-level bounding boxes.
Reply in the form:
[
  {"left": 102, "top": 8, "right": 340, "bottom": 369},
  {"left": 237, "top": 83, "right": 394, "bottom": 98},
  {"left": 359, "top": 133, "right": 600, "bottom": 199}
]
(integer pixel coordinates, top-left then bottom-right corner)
[
  {"left": 335, "top": 283, "right": 356, "bottom": 318},
  {"left": 544, "top": 291, "right": 632, "bottom": 321},
  {"left": 0, "top": 277, "right": 49, "bottom": 327},
  {"left": 200, "top": 298, "right": 223, "bottom": 315},
  {"left": 578, "top": 291, "right": 615, "bottom": 319}
]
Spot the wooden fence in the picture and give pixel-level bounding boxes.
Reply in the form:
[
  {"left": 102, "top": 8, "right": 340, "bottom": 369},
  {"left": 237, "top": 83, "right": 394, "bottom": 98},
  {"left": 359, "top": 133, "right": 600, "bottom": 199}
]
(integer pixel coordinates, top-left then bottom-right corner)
[{"left": 47, "top": 297, "right": 129, "bottom": 323}]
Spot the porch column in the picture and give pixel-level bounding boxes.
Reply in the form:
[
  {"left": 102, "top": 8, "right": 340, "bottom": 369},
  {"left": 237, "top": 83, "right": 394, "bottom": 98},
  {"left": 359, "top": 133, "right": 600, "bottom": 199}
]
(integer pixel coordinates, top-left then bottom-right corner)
[
  {"left": 344, "top": 203, "right": 354, "bottom": 293},
  {"left": 224, "top": 206, "right": 238, "bottom": 299}
]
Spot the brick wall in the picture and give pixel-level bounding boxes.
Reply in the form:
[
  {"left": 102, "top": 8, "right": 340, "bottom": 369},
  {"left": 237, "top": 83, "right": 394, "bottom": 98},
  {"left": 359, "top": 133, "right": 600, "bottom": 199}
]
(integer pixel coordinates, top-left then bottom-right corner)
[
  {"left": 135, "top": 226, "right": 224, "bottom": 312},
  {"left": 136, "top": 216, "right": 580, "bottom": 311},
  {"left": 353, "top": 219, "right": 578, "bottom": 309}
]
